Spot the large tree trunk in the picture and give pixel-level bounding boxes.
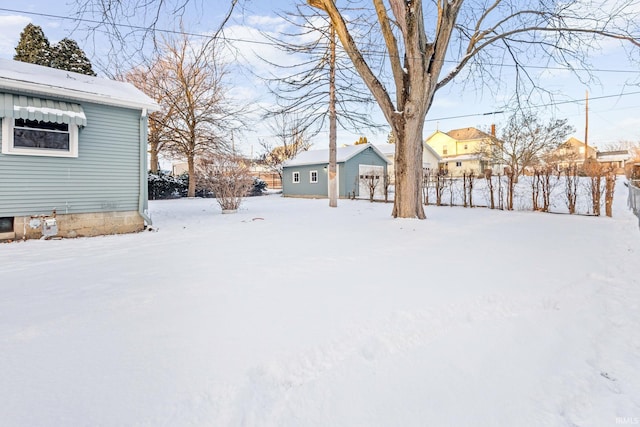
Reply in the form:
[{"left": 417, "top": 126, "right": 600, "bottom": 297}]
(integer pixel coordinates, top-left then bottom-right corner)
[
  {"left": 149, "top": 145, "right": 159, "bottom": 174},
  {"left": 392, "top": 112, "right": 426, "bottom": 219},
  {"left": 187, "top": 155, "right": 196, "bottom": 197}
]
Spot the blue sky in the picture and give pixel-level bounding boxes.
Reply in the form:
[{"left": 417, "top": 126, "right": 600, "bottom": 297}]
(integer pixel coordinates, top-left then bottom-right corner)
[{"left": 1, "top": 1, "right": 638, "bottom": 155}]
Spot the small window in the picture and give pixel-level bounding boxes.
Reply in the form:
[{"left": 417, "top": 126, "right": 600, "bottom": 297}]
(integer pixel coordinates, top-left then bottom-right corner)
[
  {"left": 464, "top": 144, "right": 468, "bottom": 150},
  {"left": 310, "top": 170, "right": 318, "bottom": 183},
  {"left": 0, "top": 217, "right": 13, "bottom": 233},
  {"left": 443, "top": 145, "right": 448, "bottom": 155},
  {"left": 456, "top": 161, "right": 462, "bottom": 167},
  {"left": 292, "top": 171, "right": 300, "bottom": 183},
  {"left": 2, "top": 118, "right": 78, "bottom": 158}
]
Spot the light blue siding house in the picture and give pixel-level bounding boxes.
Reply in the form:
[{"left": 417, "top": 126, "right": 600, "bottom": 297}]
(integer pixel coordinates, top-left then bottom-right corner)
[
  {"left": 282, "top": 143, "right": 390, "bottom": 199},
  {"left": 0, "top": 59, "right": 159, "bottom": 240}
]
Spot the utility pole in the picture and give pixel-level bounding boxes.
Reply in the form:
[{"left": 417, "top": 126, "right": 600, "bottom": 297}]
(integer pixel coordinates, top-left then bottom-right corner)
[
  {"left": 328, "top": 24, "right": 338, "bottom": 207},
  {"left": 584, "top": 90, "right": 589, "bottom": 163}
]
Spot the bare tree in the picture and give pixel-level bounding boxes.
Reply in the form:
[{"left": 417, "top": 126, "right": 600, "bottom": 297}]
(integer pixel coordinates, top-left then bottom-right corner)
[
  {"left": 259, "top": 113, "right": 312, "bottom": 182},
  {"left": 147, "top": 33, "right": 244, "bottom": 197},
  {"left": 72, "top": 0, "right": 239, "bottom": 72},
  {"left": 307, "top": 0, "right": 640, "bottom": 218},
  {"left": 123, "top": 63, "right": 175, "bottom": 173},
  {"left": 495, "top": 111, "right": 574, "bottom": 183},
  {"left": 261, "top": 6, "right": 383, "bottom": 208}
]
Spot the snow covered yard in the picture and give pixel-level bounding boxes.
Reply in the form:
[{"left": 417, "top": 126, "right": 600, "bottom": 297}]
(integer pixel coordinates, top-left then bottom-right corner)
[{"left": 1, "top": 184, "right": 639, "bottom": 426}]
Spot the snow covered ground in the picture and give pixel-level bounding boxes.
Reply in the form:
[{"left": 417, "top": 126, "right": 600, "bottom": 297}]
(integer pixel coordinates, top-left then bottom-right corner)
[{"left": 1, "top": 182, "right": 639, "bottom": 426}]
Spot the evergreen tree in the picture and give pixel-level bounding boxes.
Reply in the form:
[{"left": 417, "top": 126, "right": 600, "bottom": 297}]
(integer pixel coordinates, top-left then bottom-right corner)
[
  {"left": 14, "top": 24, "right": 52, "bottom": 66},
  {"left": 51, "top": 38, "right": 96, "bottom": 76}
]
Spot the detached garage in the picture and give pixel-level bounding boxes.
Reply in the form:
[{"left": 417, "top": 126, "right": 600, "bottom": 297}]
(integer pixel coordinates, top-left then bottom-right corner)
[{"left": 282, "top": 143, "right": 390, "bottom": 199}]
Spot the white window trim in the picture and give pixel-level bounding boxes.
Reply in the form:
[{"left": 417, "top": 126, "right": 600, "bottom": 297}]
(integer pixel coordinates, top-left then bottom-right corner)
[
  {"left": 2, "top": 118, "right": 79, "bottom": 158},
  {"left": 310, "top": 170, "right": 318, "bottom": 184},
  {"left": 292, "top": 171, "right": 300, "bottom": 183}
]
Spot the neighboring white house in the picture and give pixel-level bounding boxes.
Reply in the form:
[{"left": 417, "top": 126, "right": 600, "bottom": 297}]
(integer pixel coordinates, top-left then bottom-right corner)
[{"left": 375, "top": 143, "right": 441, "bottom": 183}]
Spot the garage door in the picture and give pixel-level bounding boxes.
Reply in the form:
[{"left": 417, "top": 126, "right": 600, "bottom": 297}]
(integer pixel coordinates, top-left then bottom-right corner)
[{"left": 358, "top": 164, "right": 385, "bottom": 200}]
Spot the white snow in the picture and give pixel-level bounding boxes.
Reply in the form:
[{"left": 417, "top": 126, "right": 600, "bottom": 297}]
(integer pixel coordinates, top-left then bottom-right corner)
[
  {"left": 0, "top": 58, "right": 158, "bottom": 112},
  {"left": 1, "top": 183, "right": 639, "bottom": 426},
  {"left": 283, "top": 143, "right": 390, "bottom": 167}
]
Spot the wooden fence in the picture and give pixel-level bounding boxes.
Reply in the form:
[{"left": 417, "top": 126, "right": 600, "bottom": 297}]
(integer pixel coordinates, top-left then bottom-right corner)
[{"left": 254, "top": 172, "right": 282, "bottom": 190}]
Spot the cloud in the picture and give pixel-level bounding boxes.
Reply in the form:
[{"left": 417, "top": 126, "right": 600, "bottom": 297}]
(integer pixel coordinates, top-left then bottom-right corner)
[{"left": 0, "top": 15, "right": 31, "bottom": 59}]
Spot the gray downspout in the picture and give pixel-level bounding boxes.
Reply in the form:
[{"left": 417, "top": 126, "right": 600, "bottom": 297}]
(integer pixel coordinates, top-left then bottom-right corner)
[{"left": 139, "top": 108, "right": 152, "bottom": 225}]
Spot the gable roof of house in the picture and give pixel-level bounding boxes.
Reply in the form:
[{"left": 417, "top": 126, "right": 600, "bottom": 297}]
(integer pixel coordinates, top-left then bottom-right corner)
[
  {"left": 283, "top": 143, "right": 390, "bottom": 167},
  {"left": 0, "top": 58, "right": 159, "bottom": 112},
  {"left": 446, "top": 127, "right": 494, "bottom": 141}
]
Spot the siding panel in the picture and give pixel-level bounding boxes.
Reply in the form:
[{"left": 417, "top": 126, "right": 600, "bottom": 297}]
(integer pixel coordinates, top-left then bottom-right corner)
[{"left": 0, "top": 100, "right": 142, "bottom": 217}]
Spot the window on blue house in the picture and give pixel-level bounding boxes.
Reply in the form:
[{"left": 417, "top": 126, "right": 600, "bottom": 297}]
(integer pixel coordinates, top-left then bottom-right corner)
[
  {"left": 310, "top": 170, "right": 318, "bottom": 183},
  {"left": 292, "top": 171, "right": 300, "bottom": 183},
  {"left": 2, "top": 118, "right": 78, "bottom": 157}
]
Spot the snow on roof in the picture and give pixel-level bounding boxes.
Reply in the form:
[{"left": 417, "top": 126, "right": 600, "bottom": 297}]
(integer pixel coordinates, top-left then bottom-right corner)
[
  {"left": 284, "top": 143, "right": 390, "bottom": 167},
  {"left": 597, "top": 150, "right": 631, "bottom": 161},
  {"left": 374, "top": 143, "right": 442, "bottom": 161},
  {"left": 0, "top": 59, "right": 159, "bottom": 112},
  {"left": 375, "top": 143, "right": 395, "bottom": 156}
]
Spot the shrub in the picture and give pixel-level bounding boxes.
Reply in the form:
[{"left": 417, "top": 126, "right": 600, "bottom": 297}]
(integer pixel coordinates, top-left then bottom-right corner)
[
  {"left": 148, "top": 171, "right": 188, "bottom": 200},
  {"left": 249, "top": 177, "right": 268, "bottom": 196},
  {"left": 196, "top": 154, "right": 253, "bottom": 211}
]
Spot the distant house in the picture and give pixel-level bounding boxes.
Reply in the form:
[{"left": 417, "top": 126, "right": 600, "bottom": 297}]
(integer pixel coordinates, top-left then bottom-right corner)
[
  {"left": 0, "top": 59, "right": 159, "bottom": 240},
  {"left": 597, "top": 150, "right": 631, "bottom": 174},
  {"left": 375, "top": 143, "right": 441, "bottom": 183},
  {"left": 282, "top": 143, "right": 390, "bottom": 199},
  {"left": 550, "top": 137, "right": 597, "bottom": 169},
  {"left": 425, "top": 127, "right": 502, "bottom": 176},
  {"left": 549, "top": 137, "right": 630, "bottom": 173}
]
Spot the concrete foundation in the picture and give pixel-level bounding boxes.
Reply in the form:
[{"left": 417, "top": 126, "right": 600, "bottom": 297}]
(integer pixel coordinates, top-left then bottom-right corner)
[{"left": 10, "top": 211, "right": 144, "bottom": 240}]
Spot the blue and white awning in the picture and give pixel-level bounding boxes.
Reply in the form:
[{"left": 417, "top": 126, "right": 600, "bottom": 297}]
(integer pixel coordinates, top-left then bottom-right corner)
[{"left": 0, "top": 93, "right": 86, "bottom": 126}]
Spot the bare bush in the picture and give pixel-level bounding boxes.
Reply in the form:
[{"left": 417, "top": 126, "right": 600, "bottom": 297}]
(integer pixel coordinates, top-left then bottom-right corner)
[
  {"left": 196, "top": 154, "right": 253, "bottom": 212},
  {"left": 359, "top": 168, "right": 382, "bottom": 202},
  {"left": 605, "top": 168, "right": 616, "bottom": 218},
  {"left": 584, "top": 159, "right": 605, "bottom": 216},
  {"left": 564, "top": 164, "right": 579, "bottom": 215},
  {"left": 484, "top": 169, "right": 495, "bottom": 209}
]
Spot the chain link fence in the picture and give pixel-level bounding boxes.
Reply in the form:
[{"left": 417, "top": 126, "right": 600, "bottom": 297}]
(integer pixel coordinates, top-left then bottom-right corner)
[{"left": 629, "top": 180, "right": 640, "bottom": 227}]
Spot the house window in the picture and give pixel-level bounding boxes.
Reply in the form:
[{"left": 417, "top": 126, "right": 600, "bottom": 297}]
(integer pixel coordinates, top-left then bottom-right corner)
[
  {"left": 310, "top": 170, "right": 318, "bottom": 183},
  {"left": 292, "top": 171, "right": 300, "bottom": 183},
  {"left": 443, "top": 145, "right": 448, "bottom": 155},
  {"left": 456, "top": 161, "right": 462, "bottom": 167},
  {"left": 464, "top": 144, "right": 468, "bottom": 150},
  {"left": 0, "top": 217, "right": 13, "bottom": 233},
  {"left": 2, "top": 118, "right": 78, "bottom": 158}
]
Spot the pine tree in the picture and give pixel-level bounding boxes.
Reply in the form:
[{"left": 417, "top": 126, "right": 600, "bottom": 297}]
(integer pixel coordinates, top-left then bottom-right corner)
[
  {"left": 14, "top": 24, "right": 52, "bottom": 66},
  {"left": 51, "top": 38, "right": 96, "bottom": 76}
]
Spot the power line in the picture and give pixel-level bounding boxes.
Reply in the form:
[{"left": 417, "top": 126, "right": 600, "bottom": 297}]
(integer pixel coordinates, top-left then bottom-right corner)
[
  {"left": 2, "top": 7, "right": 639, "bottom": 75},
  {"left": 425, "top": 90, "right": 640, "bottom": 122}
]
